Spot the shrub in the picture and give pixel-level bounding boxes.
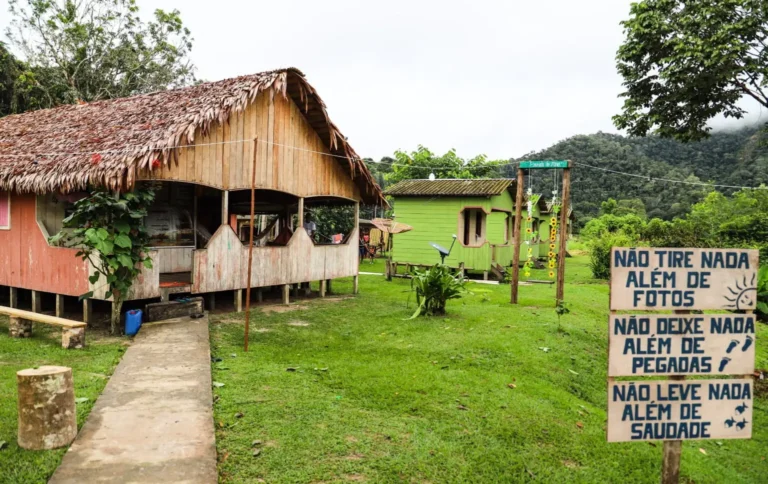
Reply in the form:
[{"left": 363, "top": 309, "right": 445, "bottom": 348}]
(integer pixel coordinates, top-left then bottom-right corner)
[
  {"left": 409, "top": 264, "right": 467, "bottom": 317},
  {"left": 588, "top": 232, "right": 639, "bottom": 280},
  {"left": 758, "top": 265, "right": 768, "bottom": 322}
]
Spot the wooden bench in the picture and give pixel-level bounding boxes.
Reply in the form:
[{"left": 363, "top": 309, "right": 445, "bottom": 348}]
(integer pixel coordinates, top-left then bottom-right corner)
[{"left": 0, "top": 306, "right": 87, "bottom": 349}]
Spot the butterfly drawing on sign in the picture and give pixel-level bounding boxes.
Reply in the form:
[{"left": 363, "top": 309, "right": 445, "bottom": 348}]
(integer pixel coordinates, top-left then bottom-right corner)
[{"left": 724, "top": 274, "right": 757, "bottom": 310}]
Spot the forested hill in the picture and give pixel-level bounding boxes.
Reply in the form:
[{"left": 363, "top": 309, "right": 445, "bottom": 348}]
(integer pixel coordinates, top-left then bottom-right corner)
[{"left": 515, "top": 125, "right": 768, "bottom": 224}]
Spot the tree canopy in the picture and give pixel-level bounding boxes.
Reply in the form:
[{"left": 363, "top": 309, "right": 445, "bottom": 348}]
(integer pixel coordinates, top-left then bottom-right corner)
[
  {"left": 614, "top": 0, "right": 768, "bottom": 141},
  {"left": 4, "top": 0, "right": 196, "bottom": 110}
]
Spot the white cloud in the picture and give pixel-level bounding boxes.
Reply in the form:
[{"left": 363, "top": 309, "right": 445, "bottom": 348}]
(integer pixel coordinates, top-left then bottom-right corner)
[{"left": 1, "top": 0, "right": 763, "bottom": 159}]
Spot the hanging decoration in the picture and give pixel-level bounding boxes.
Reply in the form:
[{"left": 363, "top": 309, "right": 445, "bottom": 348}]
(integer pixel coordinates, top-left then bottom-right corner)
[
  {"left": 523, "top": 189, "right": 536, "bottom": 278},
  {"left": 548, "top": 200, "right": 560, "bottom": 279}
]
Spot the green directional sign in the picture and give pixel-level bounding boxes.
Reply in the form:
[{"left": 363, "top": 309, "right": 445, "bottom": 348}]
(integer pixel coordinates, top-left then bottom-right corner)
[{"left": 520, "top": 160, "right": 569, "bottom": 169}]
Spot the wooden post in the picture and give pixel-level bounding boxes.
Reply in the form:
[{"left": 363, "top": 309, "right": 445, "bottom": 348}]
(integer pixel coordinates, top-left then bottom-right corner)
[
  {"left": 31, "top": 291, "right": 41, "bottom": 313},
  {"left": 221, "top": 190, "right": 229, "bottom": 226},
  {"left": 282, "top": 284, "right": 290, "bottom": 305},
  {"left": 483, "top": 271, "right": 488, "bottom": 281},
  {"left": 244, "top": 138, "right": 258, "bottom": 352},
  {"left": 303, "top": 282, "right": 311, "bottom": 296},
  {"left": 298, "top": 198, "right": 305, "bottom": 229},
  {"left": 55, "top": 295, "right": 65, "bottom": 318},
  {"left": 661, "top": 308, "right": 689, "bottom": 484},
  {"left": 235, "top": 289, "right": 243, "bottom": 313},
  {"left": 320, "top": 280, "right": 327, "bottom": 298},
  {"left": 208, "top": 293, "right": 216, "bottom": 311},
  {"left": 9, "top": 287, "right": 17, "bottom": 309},
  {"left": 82, "top": 299, "right": 92, "bottom": 325},
  {"left": 292, "top": 284, "right": 299, "bottom": 298},
  {"left": 353, "top": 275, "right": 359, "bottom": 294},
  {"left": 511, "top": 167, "right": 524, "bottom": 303},
  {"left": 556, "top": 165, "right": 571, "bottom": 303},
  {"left": 326, "top": 279, "right": 332, "bottom": 295},
  {"left": 256, "top": 288, "right": 263, "bottom": 302}
]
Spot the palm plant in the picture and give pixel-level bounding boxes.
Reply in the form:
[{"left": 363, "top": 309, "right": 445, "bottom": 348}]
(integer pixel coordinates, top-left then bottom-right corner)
[{"left": 409, "top": 264, "right": 467, "bottom": 318}]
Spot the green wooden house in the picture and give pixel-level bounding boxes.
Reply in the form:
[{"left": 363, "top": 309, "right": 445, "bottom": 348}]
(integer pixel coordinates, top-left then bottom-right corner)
[{"left": 384, "top": 179, "right": 516, "bottom": 278}]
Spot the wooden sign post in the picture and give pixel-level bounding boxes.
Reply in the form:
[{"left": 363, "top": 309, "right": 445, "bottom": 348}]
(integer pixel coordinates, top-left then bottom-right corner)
[
  {"left": 510, "top": 160, "right": 571, "bottom": 304},
  {"left": 608, "top": 247, "right": 758, "bottom": 483}
]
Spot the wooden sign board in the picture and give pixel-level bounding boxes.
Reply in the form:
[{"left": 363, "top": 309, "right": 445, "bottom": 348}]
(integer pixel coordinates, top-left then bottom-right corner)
[
  {"left": 608, "top": 379, "right": 753, "bottom": 442},
  {"left": 610, "top": 248, "right": 759, "bottom": 310},
  {"left": 520, "top": 160, "right": 569, "bottom": 169},
  {"left": 609, "top": 314, "right": 756, "bottom": 376}
]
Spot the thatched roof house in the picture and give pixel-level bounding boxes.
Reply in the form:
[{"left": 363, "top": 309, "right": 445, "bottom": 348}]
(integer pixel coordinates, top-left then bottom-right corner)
[
  {"left": 0, "top": 67, "right": 384, "bottom": 204},
  {"left": 0, "top": 68, "right": 380, "bottom": 322}
]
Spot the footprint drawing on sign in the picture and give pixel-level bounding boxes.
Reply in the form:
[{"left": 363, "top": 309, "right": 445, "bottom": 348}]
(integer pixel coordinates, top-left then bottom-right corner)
[
  {"left": 736, "top": 419, "right": 749, "bottom": 431},
  {"left": 724, "top": 274, "right": 757, "bottom": 310},
  {"left": 726, "top": 339, "right": 740, "bottom": 353},
  {"left": 718, "top": 357, "right": 732, "bottom": 372},
  {"left": 724, "top": 417, "right": 736, "bottom": 428},
  {"left": 742, "top": 335, "right": 754, "bottom": 352},
  {"left": 735, "top": 402, "right": 749, "bottom": 415}
]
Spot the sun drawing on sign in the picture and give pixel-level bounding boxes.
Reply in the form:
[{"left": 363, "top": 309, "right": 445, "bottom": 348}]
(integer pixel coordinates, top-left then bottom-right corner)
[{"left": 724, "top": 274, "right": 757, "bottom": 310}]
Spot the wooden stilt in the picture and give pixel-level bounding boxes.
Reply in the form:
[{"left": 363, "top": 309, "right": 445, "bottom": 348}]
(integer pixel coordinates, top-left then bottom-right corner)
[
  {"left": 282, "top": 284, "right": 290, "bottom": 305},
  {"left": 55, "top": 295, "right": 65, "bottom": 318},
  {"left": 82, "top": 299, "right": 92, "bottom": 325},
  {"left": 292, "top": 284, "right": 299, "bottom": 298},
  {"left": 9, "top": 287, "right": 17, "bottom": 309},
  {"left": 208, "top": 293, "right": 216, "bottom": 312},
  {"left": 511, "top": 167, "right": 525, "bottom": 303},
  {"left": 326, "top": 279, "right": 332, "bottom": 295},
  {"left": 353, "top": 275, "right": 359, "bottom": 294},
  {"left": 31, "top": 291, "right": 41, "bottom": 313},
  {"left": 320, "top": 280, "right": 327, "bottom": 298},
  {"left": 303, "top": 282, "right": 311, "bottom": 296},
  {"left": 483, "top": 271, "right": 488, "bottom": 281},
  {"left": 235, "top": 289, "right": 243, "bottom": 313},
  {"left": 256, "top": 288, "right": 263, "bottom": 302}
]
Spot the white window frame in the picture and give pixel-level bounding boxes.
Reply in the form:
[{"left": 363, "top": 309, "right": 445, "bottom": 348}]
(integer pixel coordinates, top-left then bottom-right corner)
[{"left": 0, "top": 191, "right": 10, "bottom": 230}]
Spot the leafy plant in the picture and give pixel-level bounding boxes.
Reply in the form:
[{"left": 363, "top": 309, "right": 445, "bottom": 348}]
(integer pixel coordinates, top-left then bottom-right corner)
[
  {"left": 409, "top": 264, "right": 468, "bottom": 318},
  {"left": 50, "top": 185, "right": 157, "bottom": 334},
  {"left": 757, "top": 265, "right": 768, "bottom": 322}
]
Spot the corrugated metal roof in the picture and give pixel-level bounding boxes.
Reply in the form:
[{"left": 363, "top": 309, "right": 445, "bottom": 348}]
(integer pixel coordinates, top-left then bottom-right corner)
[{"left": 384, "top": 178, "right": 515, "bottom": 197}]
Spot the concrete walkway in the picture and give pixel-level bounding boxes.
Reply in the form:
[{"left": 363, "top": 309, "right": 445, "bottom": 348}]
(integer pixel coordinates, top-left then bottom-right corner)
[{"left": 50, "top": 316, "right": 217, "bottom": 484}]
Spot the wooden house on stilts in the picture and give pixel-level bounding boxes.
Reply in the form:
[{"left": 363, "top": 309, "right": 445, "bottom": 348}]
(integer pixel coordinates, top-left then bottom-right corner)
[{"left": 0, "top": 68, "right": 385, "bottom": 324}]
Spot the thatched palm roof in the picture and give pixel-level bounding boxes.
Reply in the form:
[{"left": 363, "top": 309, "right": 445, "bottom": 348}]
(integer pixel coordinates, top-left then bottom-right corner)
[{"left": 0, "top": 67, "right": 385, "bottom": 205}]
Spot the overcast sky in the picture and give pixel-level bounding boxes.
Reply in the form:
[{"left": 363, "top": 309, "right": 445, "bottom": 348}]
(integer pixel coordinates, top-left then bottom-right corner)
[{"left": 1, "top": 0, "right": 764, "bottom": 160}]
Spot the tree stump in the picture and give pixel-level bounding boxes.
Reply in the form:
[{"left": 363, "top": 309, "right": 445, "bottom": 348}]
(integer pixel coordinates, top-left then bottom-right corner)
[
  {"left": 17, "top": 366, "right": 77, "bottom": 450},
  {"left": 61, "top": 327, "right": 86, "bottom": 349},
  {"left": 9, "top": 316, "right": 32, "bottom": 338}
]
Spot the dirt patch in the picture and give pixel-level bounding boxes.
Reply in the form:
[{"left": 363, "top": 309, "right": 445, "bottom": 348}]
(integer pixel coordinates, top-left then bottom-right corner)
[
  {"left": 345, "top": 435, "right": 358, "bottom": 443},
  {"left": 344, "top": 453, "right": 365, "bottom": 461},
  {"left": 344, "top": 474, "right": 366, "bottom": 482},
  {"left": 253, "top": 328, "right": 271, "bottom": 333},
  {"left": 217, "top": 318, "right": 243, "bottom": 325},
  {"left": 563, "top": 460, "right": 581, "bottom": 469},
  {"left": 262, "top": 305, "right": 307, "bottom": 314},
  {"left": 314, "top": 296, "right": 353, "bottom": 304},
  {"left": 287, "top": 320, "right": 310, "bottom": 327}
]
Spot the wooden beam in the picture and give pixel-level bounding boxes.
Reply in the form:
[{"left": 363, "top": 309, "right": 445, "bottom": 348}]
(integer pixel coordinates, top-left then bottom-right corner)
[
  {"left": 221, "top": 190, "right": 229, "bottom": 226},
  {"left": 55, "top": 295, "right": 65, "bottom": 318},
  {"left": 282, "top": 284, "right": 290, "bottom": 305},
  {"left": 353, "top": 275, "right": 359, "bottom": 295},
  {"left": 510, "top": 168, "right": 524, "bottom": 304},
  {"left": 31, "top": 291, "right": 41, "bottom": 313},
  {"left": 9, "top": 287, "right": 17, "bottom": 309},
  {"left": 319, "top": 280, "right": 327, "bottom": 298},
  {"left": 235, "top": 289, "right": 243, "bottom": 313},
  {"left": 82, "top": 299, "right": 92, "bottom": 325},
  {"left": 292, "top": 284, "right": 299, "bottom": 298},
  {"left": 297, "top": 198, "right": 305, "bottom": 228},
  {"left": 556, "top": 167, "right": 571, "bottom": 302}
]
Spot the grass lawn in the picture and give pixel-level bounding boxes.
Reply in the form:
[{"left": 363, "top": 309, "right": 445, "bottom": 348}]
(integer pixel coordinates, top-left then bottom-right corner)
[
  {"left": 210, "top": 256, "right": 768, "bottom": 483},
  {"left": 0, "top": 318, "right": 126, "bottom": 484}
]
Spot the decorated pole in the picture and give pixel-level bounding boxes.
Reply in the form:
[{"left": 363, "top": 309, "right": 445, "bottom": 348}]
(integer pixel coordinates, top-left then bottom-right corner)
[
  {"left": 556, "top": 163, "right": 571, "bottom": 302},
  {"left": 510, "top": 167, "right": 525, "bottom": 304},
  {"left": 244, "top": 137, "right": 258, "bottom": 352}
]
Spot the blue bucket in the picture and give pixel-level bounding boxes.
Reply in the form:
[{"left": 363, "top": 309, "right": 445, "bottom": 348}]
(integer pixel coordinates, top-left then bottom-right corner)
[{"left": 125, "top": 309, "right": 143, "bottom": 336}]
